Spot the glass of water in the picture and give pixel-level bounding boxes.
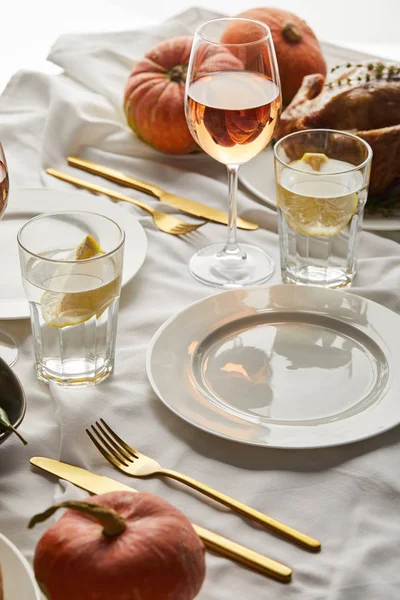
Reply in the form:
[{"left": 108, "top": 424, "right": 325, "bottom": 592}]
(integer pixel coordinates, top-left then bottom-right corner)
[
  {"left": 18, "top": 211, "right": 125, "bottom": 385},
  {"left": 274, "top": 129, "right": 372, "bottom": 288}
]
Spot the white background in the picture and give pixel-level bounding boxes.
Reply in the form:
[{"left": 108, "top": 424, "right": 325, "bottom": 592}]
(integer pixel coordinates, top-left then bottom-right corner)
[{"left": 1, "top": 0, "right": 399, "bottom": 94}]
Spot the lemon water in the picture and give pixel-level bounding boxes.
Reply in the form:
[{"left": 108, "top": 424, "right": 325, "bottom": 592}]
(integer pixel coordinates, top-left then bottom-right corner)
[
  {"left": 22, "top": 248, "right": 121, "bottom": 385},
  {"left": 277, "top": 157, "right": 368, "bottom": 288}
]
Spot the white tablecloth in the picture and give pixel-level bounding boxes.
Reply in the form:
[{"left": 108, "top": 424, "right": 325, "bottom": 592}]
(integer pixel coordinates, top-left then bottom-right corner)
[{"left": 1, "top": 7, "right": 400, "bottom": 599}]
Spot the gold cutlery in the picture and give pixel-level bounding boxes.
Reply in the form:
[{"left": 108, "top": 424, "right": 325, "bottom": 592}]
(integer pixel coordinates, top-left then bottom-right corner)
[
  {"left": 67, "top": 156, "right": 259, "bottom": 231},
  {"left": 46, "top": 168, "right": 206, "bottom": 236},
  {"left": 30, "top": 457, "right": 292, "bottom": 582},
  {"left": 87, "top": 419, "right": 321, "bottom": 552}
]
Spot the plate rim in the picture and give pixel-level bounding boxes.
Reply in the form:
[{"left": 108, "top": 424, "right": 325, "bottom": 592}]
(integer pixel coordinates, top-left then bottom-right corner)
[
  {"left": 0, "top": 187, "right": 148, "bottom": 320},
  {"left": 0, "top": 532, "right": 42, "bottom": 599},
  {"left": 146, "top": 285, "right": 400, "bottom": 449}
]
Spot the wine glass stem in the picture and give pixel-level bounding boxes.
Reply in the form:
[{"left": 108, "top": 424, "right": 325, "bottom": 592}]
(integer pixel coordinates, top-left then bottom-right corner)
[{"left": 225, "top": 164, "right": 241, "bottom": 254}]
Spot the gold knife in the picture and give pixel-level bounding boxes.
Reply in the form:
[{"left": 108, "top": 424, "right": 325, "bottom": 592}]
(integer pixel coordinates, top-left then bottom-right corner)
[
  {"left": 67, "top": 156, "right": 258, "bottom": 231},
  {"left": 30, "top": 457, "right": 292, "bottom": 583}
]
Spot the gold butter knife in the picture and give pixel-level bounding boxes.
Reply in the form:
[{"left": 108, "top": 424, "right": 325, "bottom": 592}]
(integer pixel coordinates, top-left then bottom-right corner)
[
  {"left": 67, "top": 156, "right": 258, "bottom": 231},
  {"left": 30, "top": 457, "right": 292, "bottom": 583}
]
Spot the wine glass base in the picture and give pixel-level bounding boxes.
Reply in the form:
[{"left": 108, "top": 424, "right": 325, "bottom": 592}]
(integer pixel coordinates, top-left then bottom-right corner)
[
  {"left": 189, "top": 243, "right": 275, "bottom": 289},
  {"left": 0, "top": 331, "right": 18, "bottom": 367}
]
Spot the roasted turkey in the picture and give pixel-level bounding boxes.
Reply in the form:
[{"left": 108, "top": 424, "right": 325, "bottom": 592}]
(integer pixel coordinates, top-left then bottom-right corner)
[{"left": 276, "top": 62, "right": 400, "bottom": 196}]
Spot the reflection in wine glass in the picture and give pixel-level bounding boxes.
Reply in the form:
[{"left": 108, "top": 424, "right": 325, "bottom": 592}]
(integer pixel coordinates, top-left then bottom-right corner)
[
  {"left": 0, "top": 142, "right": 18, "bottom": 366},
  {"left": 185, "top": 18, "right": 281, "bottom": 288}
]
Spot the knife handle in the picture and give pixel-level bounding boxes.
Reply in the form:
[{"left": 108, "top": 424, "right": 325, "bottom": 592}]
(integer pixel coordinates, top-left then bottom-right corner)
[
  {"left": 68, "top": 156, "right": 163, "bottom": 199},
  {"left": 193, "top": 524, "right": 292, "bottom": 583},
  {"left": 46, "top": 168, "right": 157, "bottom": 216},
  {"left": 29, "top": 457, "right": 291, "bottom": 582}
]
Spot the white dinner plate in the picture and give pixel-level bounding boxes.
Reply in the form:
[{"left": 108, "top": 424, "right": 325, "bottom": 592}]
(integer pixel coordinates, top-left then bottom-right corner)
[
  {"left": 147, "top": 285, "right": 400, "bottom": 449},
  {"left": 0, "top": 188, "right": 147, "bottom": 320},
  {"left": 0, "top": 533, "right": 42, "bottom": 599},
  {"left": 239, "top": 147, "right": 400, "bottom": 232}
]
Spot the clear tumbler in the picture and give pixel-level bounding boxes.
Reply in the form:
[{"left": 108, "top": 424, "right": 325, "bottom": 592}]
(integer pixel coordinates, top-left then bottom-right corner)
[
  {"left": 18, "top": 211, "right": 125, "bottom": 385},
  {"left": 274, "top": 129, "right": 372, "bottom": 288}
]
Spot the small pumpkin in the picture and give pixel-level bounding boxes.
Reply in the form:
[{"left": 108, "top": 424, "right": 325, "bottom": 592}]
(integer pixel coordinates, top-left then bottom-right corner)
[
  {"left": 123, "top": 35, "right": 243, "bottom": 154},
  {"left": 124, "top": 36, "right": 196, "bottom": 155},
  {"left": 29, "top": 491, "right": 206, "bottom": 600},
  {"left": 221, "top": 8, "right": 327, "bottom": 105}
]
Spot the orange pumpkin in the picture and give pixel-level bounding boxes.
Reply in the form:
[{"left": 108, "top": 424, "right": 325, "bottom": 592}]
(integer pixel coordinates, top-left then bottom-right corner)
[
  {"left": 222, "top": 8, "right": 327, "bottom": 105},
  {"left": 124, "top": 36, "right": 243, "bottom": 154},
  {"left": 30, "top": 491, "right": 206, "bottom": 600},
  {"left": 124, "top": 36, "right": 195, "bottom": 155}
]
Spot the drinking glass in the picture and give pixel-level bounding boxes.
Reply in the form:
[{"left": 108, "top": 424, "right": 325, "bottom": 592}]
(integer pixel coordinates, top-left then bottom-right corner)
[
  {"left": 0, "top": 142, "right": 18, "bottom": 366},
  {"left": 274, "top": 129, "right": 372, "bottom": 288},
  {"left": 18, "top": 211, "right": 125, "bottom": 385},
  {"left": 185, "top": 17, "right": 281, "bottom": 288}
]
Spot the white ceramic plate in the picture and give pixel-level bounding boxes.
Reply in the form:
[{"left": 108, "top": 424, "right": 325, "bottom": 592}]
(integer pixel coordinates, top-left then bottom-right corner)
[
  {"left": 0, "top": 533, "right": 42, "bottom": 599},
  {"left": 147, "top": 285, "right": 400, "bottom": 449},
  {"left": 239, "top": 147, "right": 400, "bottom": 232},
  {"left": 0, "top": 188, "right": 147, "bottom": 320}
]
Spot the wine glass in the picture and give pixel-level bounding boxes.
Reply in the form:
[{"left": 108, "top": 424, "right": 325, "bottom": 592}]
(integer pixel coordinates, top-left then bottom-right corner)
[
  {"left": 185, "top": 17, "right": 281, "bottom": 288},
  {"left": 0, "top": 143, "right": 18, "bottom": 366}
]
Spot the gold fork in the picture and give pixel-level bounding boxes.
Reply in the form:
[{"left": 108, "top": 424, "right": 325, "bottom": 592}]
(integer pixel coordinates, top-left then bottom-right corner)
[
  {"left": 46, "top": 168, "right": 207, "bottom": 236},
  {"left": 87, "top": 419, "right": 321, "bottom": 552}
]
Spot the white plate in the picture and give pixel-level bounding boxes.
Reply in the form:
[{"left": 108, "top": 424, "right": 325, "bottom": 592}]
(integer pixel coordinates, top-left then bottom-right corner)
[
  {"left": 0, "top": 188, "right": 147, "bottom": 320},
  {"left": 0, "top": 533, "right": 42, "bottom": 599},
  {"left": 239, "top": 147, "right": 400, "bottom": 232},
  {"left": 147, "top": 285, "right": 400, "bottom": 449}
]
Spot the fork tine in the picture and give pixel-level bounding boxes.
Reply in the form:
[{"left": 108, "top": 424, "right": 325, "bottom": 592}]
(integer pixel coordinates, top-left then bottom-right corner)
[
  {"left": 171, "top": 225, "right": 190, "bottom": 235},
  {"left": 100, "top": 419, "right": 139, "bottom": 458},
  {"left": 95, "top": 420, "right": 134, "bottom": 462},
  {"left": 173, "top": 221, "right": 206, "bottom": 234},
  {"left": 176, "top": 224, "right": 191, "bottom": 232},
  {"left": 90, "top": 423, "right": 131, "bottom": 466},
  {"left": 189, "top": 220, "right": 206, "bottom": 228},
  {"left": 188, "top": 221, "right": 205, "bottom": 229},
  {"left": 86, "top": 428, "right": 123, "bottom": 469}
]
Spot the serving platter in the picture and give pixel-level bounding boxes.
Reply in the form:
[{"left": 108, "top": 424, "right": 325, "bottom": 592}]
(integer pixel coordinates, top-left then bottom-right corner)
[
  {"left": 239, "top": 42, "right": 400, "bottom": 231},
  {"left": 147, "top": 285, "right": 400, "bottom": 449}
]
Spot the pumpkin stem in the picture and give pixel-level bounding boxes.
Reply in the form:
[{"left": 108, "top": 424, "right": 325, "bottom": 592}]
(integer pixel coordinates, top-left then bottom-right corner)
[
  {"left": 282, "top": 22, "right": 302, "bottom": 43},
  {"left": 168, "top": 64, "right": 188, "bottom": 84},
  {"left": 28, "top": 501, "right": 126, "bottom": 538}
]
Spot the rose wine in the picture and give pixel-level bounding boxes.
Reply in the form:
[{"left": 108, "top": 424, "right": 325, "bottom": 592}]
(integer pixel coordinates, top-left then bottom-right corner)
[
  {"left": 187, "top": 71, "right": 281, "bottom": 165},
  {"left": 0, "top": 160, "right": 8, "bottom": 218}
]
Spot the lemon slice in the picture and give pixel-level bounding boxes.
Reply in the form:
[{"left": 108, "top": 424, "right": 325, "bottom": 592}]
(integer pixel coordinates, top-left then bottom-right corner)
[
  {"left": 279, "top": 192, "right": 358, "bottom": 237},
  {"left": 301, "top": 153, "right": 329, "bottom": 171},
  {"left": 74, "top": 235, "right": 102, "bottom": 260},
  {"left": 41, "top": 236, "right": 120, "bottom": 328}
]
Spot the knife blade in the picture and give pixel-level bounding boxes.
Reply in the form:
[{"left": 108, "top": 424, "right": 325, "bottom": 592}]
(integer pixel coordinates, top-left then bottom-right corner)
[
  {"left": 67, "top": 156, "right": 259, "bottom": 231},
  {"left": 30, "top": 457, "right": 291, "bottom": 583}
]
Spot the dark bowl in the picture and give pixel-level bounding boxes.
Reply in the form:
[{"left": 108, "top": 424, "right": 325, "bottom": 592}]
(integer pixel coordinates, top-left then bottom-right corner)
[{"left": 0, "top": 357, "right": 26, "bottom": 446}]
